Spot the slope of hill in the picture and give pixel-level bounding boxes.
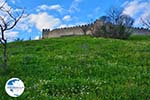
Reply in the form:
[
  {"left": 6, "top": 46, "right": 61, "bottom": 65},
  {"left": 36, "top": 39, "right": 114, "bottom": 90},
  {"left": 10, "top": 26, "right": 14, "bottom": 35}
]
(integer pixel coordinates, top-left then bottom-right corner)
[{"left": 0, "top": 35, "right": 150, "bottom": 100}]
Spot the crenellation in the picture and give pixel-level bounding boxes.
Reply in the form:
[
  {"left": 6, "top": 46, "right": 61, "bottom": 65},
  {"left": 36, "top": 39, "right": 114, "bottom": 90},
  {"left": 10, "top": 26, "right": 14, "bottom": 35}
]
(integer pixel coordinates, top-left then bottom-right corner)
[{"left": 42, "top": 19, "right": 150, "bottom": 38}]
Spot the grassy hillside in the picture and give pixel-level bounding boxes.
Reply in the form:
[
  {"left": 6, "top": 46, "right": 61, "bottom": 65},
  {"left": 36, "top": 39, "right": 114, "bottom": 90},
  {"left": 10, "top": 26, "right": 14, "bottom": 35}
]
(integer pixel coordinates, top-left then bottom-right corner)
[{"left": 0, "top": 35, "right": 150, "bottom": 100}]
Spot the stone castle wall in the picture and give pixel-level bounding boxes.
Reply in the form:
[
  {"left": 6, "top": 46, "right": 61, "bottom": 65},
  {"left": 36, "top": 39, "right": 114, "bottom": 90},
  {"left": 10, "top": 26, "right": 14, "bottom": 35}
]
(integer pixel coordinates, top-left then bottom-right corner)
[
  {"left": 42, "top": 24, "right": 93, "bottom": 38},
  {"left": 132, "top": 28, "right": 150, "bottom": 35},
  {"left": 43, "top": 27, "right": 84, "bottom": 38},
  {"left": 42, "top": 20, "right": 150, "bottom": 39}
]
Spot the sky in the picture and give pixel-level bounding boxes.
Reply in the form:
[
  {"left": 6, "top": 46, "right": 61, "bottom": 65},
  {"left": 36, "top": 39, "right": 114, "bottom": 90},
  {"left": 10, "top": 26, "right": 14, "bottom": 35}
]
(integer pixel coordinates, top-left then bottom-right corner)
[{"left": 0, "top": 0, "right": 150, "bottom": 41}]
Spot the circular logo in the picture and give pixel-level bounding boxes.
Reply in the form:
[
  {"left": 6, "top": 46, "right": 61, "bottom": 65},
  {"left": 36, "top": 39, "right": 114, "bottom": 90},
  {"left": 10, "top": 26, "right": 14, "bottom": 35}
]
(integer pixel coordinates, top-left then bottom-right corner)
[{"left": 5, "top": 78, "right": 25, "bottom": 97}]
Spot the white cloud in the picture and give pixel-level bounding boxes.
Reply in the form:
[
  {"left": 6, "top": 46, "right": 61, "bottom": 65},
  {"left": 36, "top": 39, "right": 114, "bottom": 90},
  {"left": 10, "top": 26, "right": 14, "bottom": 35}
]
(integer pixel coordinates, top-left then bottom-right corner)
[
  {"left": 58, "top": 22, "right": 87, "bottom": 28},
  {"left": 58, "top": 24, "right": 75, "bottom": 28},
  {"left": 5, "top": 31, "right": 19, "bottom": 40},
  {"left": 10, "top": 0, "right": 20, "bottom": 4},
  {"left": 29, "top": 12, "right": 61, "bottom": 30},
  {"left": 0, "top": 0, "right": 11, "bottom": 11},
  {"left": 135, "top": 11, "right": 150, "bottom": 27},
  {"left": 58, "top": 24, "right": 67, "bottom": 28},
  {"left": 122, "top": 0, "right": 150, "bottom": 26},
  {"left": 0, "top": 0, "right": 5, "bottom": 4},
  {"left": 37, "top": 4, "right": 63, "bottom": 13},
  {"left": 88, "top": 7, "right": 101, "bottom": 19},
  {"left": 34, "top": 36, "right": 40, "bottom": 40},
  {"left": 11, "top": 0, "right": 16, "bottom": 4},
  {"left": 37, "top": 0, "right": 82, "bottom": 14},
  {"left": 63, "top": 15, "right": 71, "bottom": 21},
  {"left": 121, "top": 1, "right": 129, "bottom": 7},
  {"left": 69, "top": 0, "right": 82, "bottom": 13},
  {"left": 15, "top": 15, "right": 32, "bottom": 33},
  {"left": 0, "top": 0, "right": 24, "bottom": 40},
  {"left": 140, "top": 9, "right": 150, "bottom": 20},
  {"left": 123, "top": 0, "right": 144, "bottom": 17},
  {"left": 50, "top": 5, "right": 62, "bottom": 11}
]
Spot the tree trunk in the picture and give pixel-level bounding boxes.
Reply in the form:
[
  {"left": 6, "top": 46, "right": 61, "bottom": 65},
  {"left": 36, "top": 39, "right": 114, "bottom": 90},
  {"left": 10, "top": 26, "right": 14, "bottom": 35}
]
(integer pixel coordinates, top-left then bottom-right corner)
[
  {"left": 1, "top": 30, "right": 8, "bottom": 70},
  {"left": 3, "top": 39, "right": 7, "bottom": 70},
  {"left": 1, "top": 39, "right": 8, "bottom": 70}
]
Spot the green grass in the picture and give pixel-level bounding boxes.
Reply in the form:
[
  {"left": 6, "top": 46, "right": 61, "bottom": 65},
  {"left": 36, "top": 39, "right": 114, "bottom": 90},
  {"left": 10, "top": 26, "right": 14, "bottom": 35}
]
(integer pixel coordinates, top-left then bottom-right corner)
[{"left": 0, "top": 35, "right": 150, "bottom": 100}]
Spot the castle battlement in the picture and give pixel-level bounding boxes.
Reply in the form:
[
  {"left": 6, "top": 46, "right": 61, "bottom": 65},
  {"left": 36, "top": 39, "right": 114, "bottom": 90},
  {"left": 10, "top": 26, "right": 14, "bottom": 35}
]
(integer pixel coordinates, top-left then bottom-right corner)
[{"left": 42, "top": 19, "right": 150, "bottom": 39}]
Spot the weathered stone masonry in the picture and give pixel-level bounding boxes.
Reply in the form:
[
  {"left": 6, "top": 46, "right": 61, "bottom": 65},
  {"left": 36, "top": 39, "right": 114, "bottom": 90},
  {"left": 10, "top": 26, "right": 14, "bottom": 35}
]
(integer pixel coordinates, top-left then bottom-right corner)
[{"left": 42, "top": 19, "right": 150, "bottom": 39}]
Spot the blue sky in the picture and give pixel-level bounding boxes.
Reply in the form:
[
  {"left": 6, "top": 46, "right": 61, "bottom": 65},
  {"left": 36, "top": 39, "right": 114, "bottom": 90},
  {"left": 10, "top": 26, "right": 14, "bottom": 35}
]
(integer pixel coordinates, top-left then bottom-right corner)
[{"left": 1, "top": 0, "right": 150, "bottom": 40}]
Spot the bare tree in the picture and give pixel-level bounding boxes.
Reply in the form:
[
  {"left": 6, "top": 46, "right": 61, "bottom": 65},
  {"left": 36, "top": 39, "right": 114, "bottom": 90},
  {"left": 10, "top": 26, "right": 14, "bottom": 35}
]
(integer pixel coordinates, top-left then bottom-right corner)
[
  {"left": 106, "top": 7, "right": 134, "bottom": 26},
  {"left": 93, "top": 7, "right": 134, "bottom": 39},
  {"left": 0, "top": 1, "right": 24, "bottom": 70},
  {"left": 106, "top": 7, "right": 123, "bottom": 25},
  {"left": 141, "top": 17, "right": 150, "bottom": 29}
]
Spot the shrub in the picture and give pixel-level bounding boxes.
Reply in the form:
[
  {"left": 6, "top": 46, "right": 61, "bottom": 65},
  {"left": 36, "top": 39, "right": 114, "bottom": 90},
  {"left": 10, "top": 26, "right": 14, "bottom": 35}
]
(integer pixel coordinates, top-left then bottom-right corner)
[{"left": 92, "top": 7, "right": 134, "bottom": 39}]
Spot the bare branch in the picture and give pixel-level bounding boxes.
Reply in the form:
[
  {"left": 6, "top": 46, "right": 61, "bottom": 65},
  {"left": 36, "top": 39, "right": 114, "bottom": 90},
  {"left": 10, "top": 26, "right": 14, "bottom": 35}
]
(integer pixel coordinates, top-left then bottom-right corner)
[
  {"left": 141, "top": 18, "right": 150, "bottom": 28},
  {"left": 0, "top": 16, "right": 7, "bottom": 30},
  {"left": 0, "top": 0, "right": 25, "bottom": 70},
  {"left": 0, "top": 7, "right": 25, "bottom": 31},
  {"left": 106, "top": 7, "right": 122, "bottom": 25},
  {"left": 0, "top": 24, "right": 3, "bottom": 30},
  {"left": 0, "top": 1, "right": 25, "bottom": 31},
  {"left": 0, "top": 0, "right": 6, "bottom": 9},
  {"left": 6, "top": 9, "right": 25, "bottom": 30}
]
